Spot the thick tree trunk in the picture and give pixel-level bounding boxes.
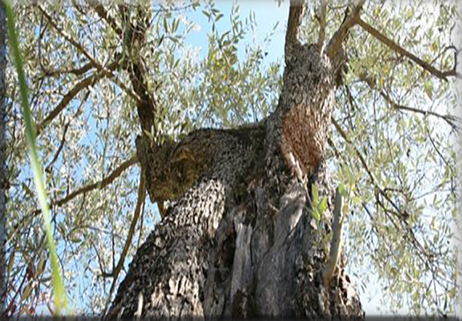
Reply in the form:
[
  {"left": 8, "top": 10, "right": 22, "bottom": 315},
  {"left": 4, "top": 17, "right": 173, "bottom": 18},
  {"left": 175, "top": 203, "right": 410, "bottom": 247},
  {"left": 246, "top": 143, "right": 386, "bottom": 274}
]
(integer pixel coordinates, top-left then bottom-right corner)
[{"left": 107, "top": 3, "right": 364, "bottom": 320}]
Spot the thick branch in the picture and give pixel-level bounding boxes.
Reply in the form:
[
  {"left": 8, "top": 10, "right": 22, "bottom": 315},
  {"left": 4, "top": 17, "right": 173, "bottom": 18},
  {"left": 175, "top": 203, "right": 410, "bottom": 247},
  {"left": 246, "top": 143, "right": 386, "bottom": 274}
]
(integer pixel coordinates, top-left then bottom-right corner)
[
  {"left": 325, "top": 0, "right": 364, "bottom": 60},
  {"left": 356, "top": 17, "right": 460, "bottom": 81},
  {"left": 90, "top": 4, "right": 123, "bottom": 37},
  {"left": 285, "top": 0, "right": 304, "bottom": 53},
  {"left": 117, "top": 5, "right": 158, "bottom": 134}
]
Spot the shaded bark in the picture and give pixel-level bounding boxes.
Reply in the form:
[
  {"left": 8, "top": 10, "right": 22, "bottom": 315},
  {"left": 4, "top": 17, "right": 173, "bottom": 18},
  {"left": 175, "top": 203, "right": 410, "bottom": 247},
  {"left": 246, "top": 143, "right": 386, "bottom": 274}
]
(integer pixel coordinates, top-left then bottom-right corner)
[{"left": 107, "top": 2, "right": 364, "bottom": 319}]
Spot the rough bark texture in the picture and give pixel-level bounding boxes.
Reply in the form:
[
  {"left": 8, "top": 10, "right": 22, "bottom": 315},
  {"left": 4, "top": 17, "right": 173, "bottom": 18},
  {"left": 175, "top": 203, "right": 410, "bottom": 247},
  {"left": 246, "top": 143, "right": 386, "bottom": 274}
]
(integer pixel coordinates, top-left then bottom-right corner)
[{"left": 108, "top": 5, "right": 364, "bottom": 320}]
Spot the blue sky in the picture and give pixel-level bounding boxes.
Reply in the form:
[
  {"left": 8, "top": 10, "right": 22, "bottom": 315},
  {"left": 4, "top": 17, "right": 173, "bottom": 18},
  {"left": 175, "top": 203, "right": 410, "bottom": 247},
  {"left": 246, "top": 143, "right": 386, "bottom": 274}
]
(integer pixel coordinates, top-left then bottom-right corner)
[{"left": 184, "top": 1, "right": 288, "bottom": 64}]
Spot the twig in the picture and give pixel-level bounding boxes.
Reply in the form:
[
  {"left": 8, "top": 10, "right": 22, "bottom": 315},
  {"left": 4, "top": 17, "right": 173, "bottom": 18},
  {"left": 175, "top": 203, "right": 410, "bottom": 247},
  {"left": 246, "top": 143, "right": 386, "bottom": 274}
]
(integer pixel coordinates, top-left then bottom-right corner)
[
  {"left": 45, "top": 122, "right": 69, "bottom": 173},
  {"left": 425, "top": 126, "right": 450, "bottom": 168},
  {"left": 360, "top": 74, "right": 461, "bottom": 129}
]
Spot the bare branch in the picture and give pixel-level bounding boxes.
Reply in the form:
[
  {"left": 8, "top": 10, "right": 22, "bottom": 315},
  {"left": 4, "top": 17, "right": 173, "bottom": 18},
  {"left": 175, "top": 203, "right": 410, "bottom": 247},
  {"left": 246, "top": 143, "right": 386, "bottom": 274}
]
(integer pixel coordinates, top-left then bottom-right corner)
[
  {"left": 45, "top": 122, "right": 69, "bottom": 173},
  {"left": 36, "top": 61, "right": 116, "bottom": 136},
  {"left": 426, "top": 127, "right": 450, "bottom": 169},
  {"left": 40, "top": 62, "right": 95, "bottom": 78},
  {"left": 325, "top": 0, "right": 364, "bottom": 60},
  {"left": 101, "top": 171, "right": 146, "bottom": 318},
  {"left": 356, "top": 17, "right": 460, "bottom": 81},
  {"left": 56, "top": 155, "right": 138, "bottom": 207},
  {"left": 285, "top": 0, "right": 304, "bottom": 53},
  {"left": 32, "top": 155, "right": 138, "bottom": 216},
  {"left": 360, "top": 75, "right": 461, "bottom": 129},
  {"left": 36, "top": 73, "right": 96, "bottom": 136},
  {"left": 386, "top": 96, "right": 460, "bottom": 130}
]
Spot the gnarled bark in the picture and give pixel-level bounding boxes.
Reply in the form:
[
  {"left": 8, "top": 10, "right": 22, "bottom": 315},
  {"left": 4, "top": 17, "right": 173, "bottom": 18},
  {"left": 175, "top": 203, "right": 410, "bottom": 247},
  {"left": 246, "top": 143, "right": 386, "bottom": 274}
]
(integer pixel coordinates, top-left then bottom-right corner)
[{"left": 107, "top": 2, "right": 364, "bottom": 319}]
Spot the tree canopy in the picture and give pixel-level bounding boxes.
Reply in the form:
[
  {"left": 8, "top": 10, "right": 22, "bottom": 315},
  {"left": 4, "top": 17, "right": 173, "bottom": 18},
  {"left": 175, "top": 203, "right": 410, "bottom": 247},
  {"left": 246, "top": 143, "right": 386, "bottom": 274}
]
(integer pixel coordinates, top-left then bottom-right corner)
[{"left": 2, "top": 0, "right": 460, "bottom": 317}]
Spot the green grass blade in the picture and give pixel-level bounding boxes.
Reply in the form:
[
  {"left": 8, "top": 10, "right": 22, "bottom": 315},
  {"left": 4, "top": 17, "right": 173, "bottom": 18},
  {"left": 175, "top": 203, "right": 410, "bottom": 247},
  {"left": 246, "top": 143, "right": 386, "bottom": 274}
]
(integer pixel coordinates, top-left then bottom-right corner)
[{"left": 3, "top": 1, "right": 68, "bottom": 314}]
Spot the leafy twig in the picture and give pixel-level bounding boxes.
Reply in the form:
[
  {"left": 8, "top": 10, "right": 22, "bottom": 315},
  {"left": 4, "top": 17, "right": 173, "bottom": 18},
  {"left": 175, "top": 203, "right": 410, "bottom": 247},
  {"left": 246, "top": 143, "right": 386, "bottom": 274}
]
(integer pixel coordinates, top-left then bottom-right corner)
[{"left": 356, "top": 17, "right": 461, "bottom": 81}]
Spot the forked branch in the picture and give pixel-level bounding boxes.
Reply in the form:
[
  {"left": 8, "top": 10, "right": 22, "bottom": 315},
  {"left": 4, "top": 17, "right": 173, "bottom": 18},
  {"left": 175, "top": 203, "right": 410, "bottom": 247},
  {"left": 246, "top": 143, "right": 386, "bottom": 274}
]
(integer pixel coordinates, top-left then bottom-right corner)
[
  {"left": 38, "top": 4, "right": 142, "bottom": 103},
  {"left": 325, "top": 0, "right": 365, "bottom": 60},
  {"left": 36, "top": 60, "right": 118, "bottom": 136}
]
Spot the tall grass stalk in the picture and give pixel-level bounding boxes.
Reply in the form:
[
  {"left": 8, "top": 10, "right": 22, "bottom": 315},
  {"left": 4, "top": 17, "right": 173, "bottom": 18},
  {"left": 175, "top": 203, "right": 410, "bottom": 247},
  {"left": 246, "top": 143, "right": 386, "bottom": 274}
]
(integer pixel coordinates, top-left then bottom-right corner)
[{"left": 3, "top": 0, "right": 68, "bottom": 314}]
